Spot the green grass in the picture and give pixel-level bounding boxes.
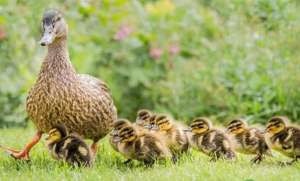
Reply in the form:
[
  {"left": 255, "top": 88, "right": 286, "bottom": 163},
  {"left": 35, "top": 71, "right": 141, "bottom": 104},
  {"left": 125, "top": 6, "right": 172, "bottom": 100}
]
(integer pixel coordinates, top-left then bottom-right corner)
[{"left": 0, "top": 125, "right": 299, "bottom": 181}]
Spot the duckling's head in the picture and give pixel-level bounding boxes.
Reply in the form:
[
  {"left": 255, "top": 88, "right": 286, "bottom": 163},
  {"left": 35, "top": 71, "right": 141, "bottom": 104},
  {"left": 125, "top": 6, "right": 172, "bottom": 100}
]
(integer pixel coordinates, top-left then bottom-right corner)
[
  {"left": 227, "top": 119, "right": 248, "bottom": 135},
  {"left": 118, "top": 126, "right": 138, "bottom": 143},
  {"left": 46, "top": 124, "right": 67, "bottom": 144},
  {"left": 40, "top": 9, "right": 67, "bottom": 46},
  {"left": 136, "top": 109, "right": 152, "bottom": 126},
  {"left": 111, "top": 119, "right": 131, "bottom": 136},
  {"left": 153, "top": 114, "right": 173, "bottom": 131},
  {"left": 190, "top": 117, "right": 212, "bottom": 134},
  {"left": 148, "top": 115, "right": 157, "bottom": 127},
  {"left": 266, "top": 116, "right": 288, "bottom": 134}
]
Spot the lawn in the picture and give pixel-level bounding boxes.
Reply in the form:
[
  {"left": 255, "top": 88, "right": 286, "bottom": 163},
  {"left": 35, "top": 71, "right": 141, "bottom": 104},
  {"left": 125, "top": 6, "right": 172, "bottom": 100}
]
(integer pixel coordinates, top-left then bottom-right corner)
[{"left": 0, "top": 125, "right": 299, "bottom": 181}]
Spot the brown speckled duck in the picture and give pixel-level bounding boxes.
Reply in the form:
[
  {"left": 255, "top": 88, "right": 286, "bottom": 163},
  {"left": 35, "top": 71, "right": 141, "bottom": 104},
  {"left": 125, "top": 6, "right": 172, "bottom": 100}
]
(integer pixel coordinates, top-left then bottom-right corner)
[{"left": 3, "top": 9, "right": 117, "bottom": 160}]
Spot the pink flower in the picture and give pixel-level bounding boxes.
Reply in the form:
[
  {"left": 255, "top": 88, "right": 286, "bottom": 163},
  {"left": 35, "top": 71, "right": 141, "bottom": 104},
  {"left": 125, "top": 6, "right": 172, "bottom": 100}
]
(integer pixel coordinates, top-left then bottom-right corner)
[
  {"left": 168, "top": 44, "right": 180, "bottom": 55},
  {"left": 149, "top": 47, "right": 163, "bottom": 60},
  {"left": 0, "top": 26, "right": 6, "bottom": 40},
  {"left": 113, "top": 24, "right": 133, "bottom": 41}
]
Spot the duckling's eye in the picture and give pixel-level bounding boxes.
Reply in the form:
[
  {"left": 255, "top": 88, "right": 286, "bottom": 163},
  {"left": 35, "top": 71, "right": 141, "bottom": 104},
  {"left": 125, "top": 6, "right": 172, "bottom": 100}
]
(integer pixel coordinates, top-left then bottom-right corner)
[{"left": 56, "top": 17, "right": 61, "bottom": 22}]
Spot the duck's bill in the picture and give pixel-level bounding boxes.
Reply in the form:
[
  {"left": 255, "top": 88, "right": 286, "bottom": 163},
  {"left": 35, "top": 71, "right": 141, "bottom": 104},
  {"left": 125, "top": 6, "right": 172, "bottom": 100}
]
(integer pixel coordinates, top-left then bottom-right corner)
[
  {"left": 112, "top": 137, "right": 121, "bottom": 143},
  {"left": 110, "top": 130, "right": 118, "bottom": 136},
  {"left": 45, "top": 135, "right": 49, "bottom": 140},
  {"left": 144, "top": 125, "right": 153, "bottom": 129},
  {"left": 39, "top": 33, "right": 55, "bottom": 46},
  {"left": 183, "top": 128, "right": 192, "bottom": 132},
  {"left": 135, "top": 120, "right": 144, "bottom": 126},
  {"left": 150, "top": 125, "right": 159, "bottom": 130},
  {"left": 39, "top": 25, "right": 55, "bottom": 46}
]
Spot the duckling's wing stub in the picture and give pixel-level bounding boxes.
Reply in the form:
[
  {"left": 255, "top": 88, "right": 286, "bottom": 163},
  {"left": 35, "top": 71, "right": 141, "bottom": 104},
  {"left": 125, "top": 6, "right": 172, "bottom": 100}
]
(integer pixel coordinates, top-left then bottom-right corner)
[{"left": 63, "top": 137, "right": 91, "bottom": 167}]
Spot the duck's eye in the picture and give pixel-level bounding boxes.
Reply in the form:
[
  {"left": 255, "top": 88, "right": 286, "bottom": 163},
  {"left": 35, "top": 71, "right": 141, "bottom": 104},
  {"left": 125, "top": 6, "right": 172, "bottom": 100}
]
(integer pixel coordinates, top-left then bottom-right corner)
[{"left": 56, "top": 17, "right": 61, "bottom": 22}]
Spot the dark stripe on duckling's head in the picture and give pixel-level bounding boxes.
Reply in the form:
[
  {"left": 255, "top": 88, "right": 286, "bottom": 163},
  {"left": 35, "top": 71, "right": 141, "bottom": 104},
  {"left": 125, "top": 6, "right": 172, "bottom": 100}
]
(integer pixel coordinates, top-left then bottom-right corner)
[
  {"left": 190, "top": 117, "right": 212, "bottom": 134},
  {"left": 227, "top": 119, "right": 247, "bottom": 128},
  {"left": 266, "top": 116, "right": 288, "bottom": 134},
  {"left": 149, "top": 115, "right": 157, "bottom": 125},
  {"left": 118, "top": 126, "right": 137, "bottom": 142},
  {"left": 156, "top": 115, "right": 169, "bottom": 125},
  {"left": 267, "top": 116, "right": 287, "bottom": 125},
  {"left": 191, "top": 117, "right": 212, "bottom": 129},
  {"left": 226, "top": 119, "right": 247, "bottom": 134},
  {"left": 137, "top": 109, "right": 152, "bottom": 119},
  {"left": 113, "top": 119, "right": 131, "bottom": 130}
]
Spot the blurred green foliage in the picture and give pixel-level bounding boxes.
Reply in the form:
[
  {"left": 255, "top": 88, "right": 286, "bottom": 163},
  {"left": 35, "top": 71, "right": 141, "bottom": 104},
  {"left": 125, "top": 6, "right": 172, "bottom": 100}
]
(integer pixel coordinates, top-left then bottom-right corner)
[{"left": 0, "top": 0, "right": 299, "bottom": 127}]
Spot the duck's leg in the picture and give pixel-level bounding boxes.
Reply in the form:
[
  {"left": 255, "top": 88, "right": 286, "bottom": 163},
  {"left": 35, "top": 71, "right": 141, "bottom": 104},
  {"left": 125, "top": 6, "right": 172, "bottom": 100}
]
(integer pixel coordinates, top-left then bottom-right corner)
[
  {"left": 90, "top": 141, "right": 98, "bottom": 157},
  {"left": 1, "top": 131, "right": 42, "bottom": 160}
]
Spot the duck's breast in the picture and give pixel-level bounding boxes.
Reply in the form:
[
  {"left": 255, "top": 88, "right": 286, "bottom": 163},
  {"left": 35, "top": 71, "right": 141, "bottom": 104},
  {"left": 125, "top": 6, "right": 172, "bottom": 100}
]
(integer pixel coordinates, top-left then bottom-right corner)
[{"left": 26, "top": 75, "right": 117, "bottom": 140}]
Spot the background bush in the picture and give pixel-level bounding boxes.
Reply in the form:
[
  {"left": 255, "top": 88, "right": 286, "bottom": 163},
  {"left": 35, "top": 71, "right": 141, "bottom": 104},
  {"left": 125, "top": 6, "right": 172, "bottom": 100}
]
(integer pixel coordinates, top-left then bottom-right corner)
[{"left": 0, "top": 0, "right": 299, "bottom": 127}]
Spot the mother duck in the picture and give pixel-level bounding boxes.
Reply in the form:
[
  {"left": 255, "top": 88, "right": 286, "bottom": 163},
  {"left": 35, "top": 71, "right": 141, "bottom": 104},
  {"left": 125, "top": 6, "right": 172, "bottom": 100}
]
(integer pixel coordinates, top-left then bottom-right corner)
[{"left": 4, "top": 9, "right": 117, "bottom": 160}]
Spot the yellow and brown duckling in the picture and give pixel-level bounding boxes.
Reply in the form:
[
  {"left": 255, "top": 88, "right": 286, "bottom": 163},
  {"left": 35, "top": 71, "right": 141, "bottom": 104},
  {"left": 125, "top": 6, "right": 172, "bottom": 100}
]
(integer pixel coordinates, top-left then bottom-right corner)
[
  {"left": 226, "top": 119, "right": 272, "bottom": 164},
  {"left": 265, "top": 116, "right": 300, "bottom": 165},
  {"left": 135, "top": 109, "right": 153, "bottom": 127},
  {"left": 109, "top": 119, "right": 132, "bottom": 153},
  {"left": 46, "top": 124, "right": 92, "bottom": 167},
  {"left": 135, "top": 109, "right": 158, "bottom": 129},
  {"left": 188, "top": 117, "right": 236, "bottom": 161},
  {"left": 151, "top": 114, "right": 189, "bottom": 162},
  {"left": 112, "top": 120, "right": 172, "bottom": 166}
]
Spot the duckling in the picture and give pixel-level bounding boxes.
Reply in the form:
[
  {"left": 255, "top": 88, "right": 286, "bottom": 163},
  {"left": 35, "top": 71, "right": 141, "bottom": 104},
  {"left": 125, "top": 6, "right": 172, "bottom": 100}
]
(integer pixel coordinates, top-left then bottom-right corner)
[
  {"left": 109, "top": 119, "right": 132, "bottom": 152},
  {"left": 265, "top": 116, "right": 300, "bottom": 165},
  {"left": 135, "top": 109, "right": 158, "bottom": 129},
  {"left": 226, "top": 119, "right": 271, "bottom": 163},
  {"left": 189, "top": 117, "right": 235, "bottom": 161},
  {"left": 115, "top": 123, "right": 172, "bottom": 166},
  {"left": 151, "top": 114, "right": 189, "bottom": 162},
  {"left": 135, "top": 109, "right": 153, "bottom": 127},
  {"left": 46, "top": 124, "right": 92, "bottom": 167}
]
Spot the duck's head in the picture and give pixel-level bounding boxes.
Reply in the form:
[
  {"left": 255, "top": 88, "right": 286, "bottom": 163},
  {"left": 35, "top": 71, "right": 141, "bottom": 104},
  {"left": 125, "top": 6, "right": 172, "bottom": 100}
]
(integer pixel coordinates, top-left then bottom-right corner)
[
  {"left": 190, "top": 117, "right": 212, "bottom": 134},
  {"left": 118, "top": 125, "right": 138, "bottom": 143},
  {"left": 40, "top": 9, "right": 67, "bottom": 46},
  {"left": 152, "top": 114, "right": 173, "bottom": 131},
  {"left": 45, "top": 124, "right": 67, "bottom": 144},
  {"left": 111, "top": 119, "right": 131, "bottom": 136},
  {"left": 136, "top": 109, "right": 152, "bottom": 126},
  {"left": 265, "top": 116, "right": 287, "bottom": 135},
  {"left": 227, "top": 119, "right": 247, "bottom": 135}
]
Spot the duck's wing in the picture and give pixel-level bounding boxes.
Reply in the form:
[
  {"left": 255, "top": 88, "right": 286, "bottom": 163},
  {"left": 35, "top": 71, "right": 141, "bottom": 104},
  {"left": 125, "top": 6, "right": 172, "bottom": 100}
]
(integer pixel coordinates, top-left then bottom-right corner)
[{"left": 78, "top": 74, "right": 111, "bottom": 94}]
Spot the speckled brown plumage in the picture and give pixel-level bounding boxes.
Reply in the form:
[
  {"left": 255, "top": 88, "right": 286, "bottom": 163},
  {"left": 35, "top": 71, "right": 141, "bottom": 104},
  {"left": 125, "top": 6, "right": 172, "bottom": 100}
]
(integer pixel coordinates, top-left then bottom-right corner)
[{"left": 26, "top": 13, "right": 117, "bottom": 143}]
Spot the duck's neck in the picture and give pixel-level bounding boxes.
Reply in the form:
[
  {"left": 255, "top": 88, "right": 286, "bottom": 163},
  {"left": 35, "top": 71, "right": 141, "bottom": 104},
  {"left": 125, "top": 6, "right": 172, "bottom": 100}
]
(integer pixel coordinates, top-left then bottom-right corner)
[{"left": 39, "top": 37, "right": 76, "bottom": 80}]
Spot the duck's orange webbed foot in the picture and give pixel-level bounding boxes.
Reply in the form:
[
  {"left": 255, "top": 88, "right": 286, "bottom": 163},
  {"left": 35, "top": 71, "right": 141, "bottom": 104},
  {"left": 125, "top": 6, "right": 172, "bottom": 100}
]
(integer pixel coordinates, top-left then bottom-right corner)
[{"left": 0, "top": 131, "right": 42, "bottom": 160}]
